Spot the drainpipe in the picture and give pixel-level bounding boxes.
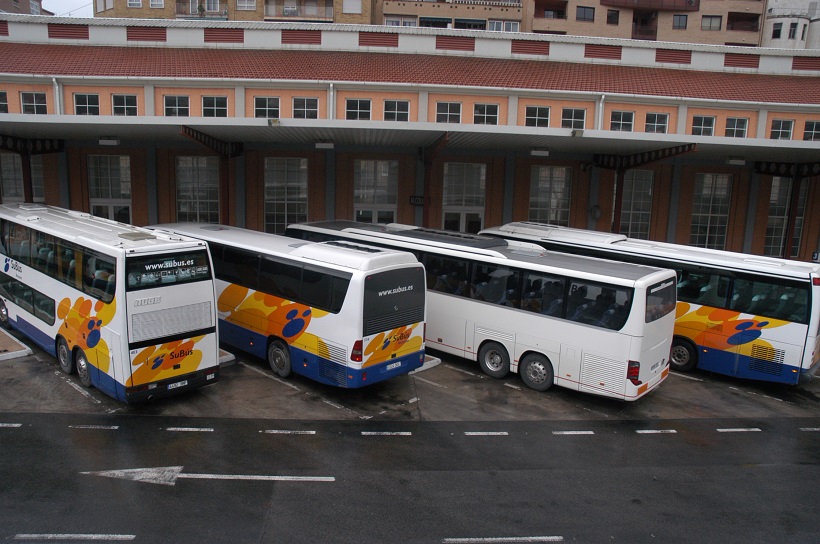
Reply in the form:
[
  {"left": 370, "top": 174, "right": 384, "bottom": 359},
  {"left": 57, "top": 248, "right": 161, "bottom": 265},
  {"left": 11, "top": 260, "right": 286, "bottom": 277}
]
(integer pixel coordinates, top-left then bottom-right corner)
[
  {"left": 596, "top": 94, "right": 606, "bottom": 130},
  {"left": 329, "top": 83, "right": 335, "bottom": 120},
  {"left": 52, "top": 77, "right": 61, "bottom": 115}
]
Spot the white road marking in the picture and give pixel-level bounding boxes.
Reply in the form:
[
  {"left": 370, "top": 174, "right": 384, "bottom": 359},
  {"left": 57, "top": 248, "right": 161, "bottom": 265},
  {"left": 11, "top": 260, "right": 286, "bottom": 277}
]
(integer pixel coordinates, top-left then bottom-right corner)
[
  {"left": 716, "top": 428, "right": 762, "bottom": 433},
  {"left": 799, "top": 428, "right": 820, "bottom": 432},
  {"left": 444, "top": 364, "right": 482, "bottom": 378},
  {"left": 0, "top": 423, "right": 23, "bottom": 428},
  {"left": 260, "top": 430, "right": 316, "bottom": 435},
  {"left": 415, "top": 376, "right": 447, "bottom": 388},
  {"left": 504, "top": 383, "right": 522, "bottom": 391},
  {"left": 322, "top": 399, "right": 345, "bottom": 409},
  {"left": 464, "top": 432, "right": 509, "bottom": 436},
  {"left": 13, "top": 535, "right": 135, "bottom": 541},
  {"left": 408, "top": 397, "right": 419, "bottom": 404},
  {"left": 239, "top": 361, "right": 301, "bottom": 391},
  {"left": 636, "top": 430, "right": 677, "bottom": 434},
  {"left": 668, "top": 371, "right": 703, "bottom": 382},
  {"left": 56, "top": 371, "right": 102, "bottom": 404},
  {"left": 166, "top": 427, "right": 214, "bottom": 432},
  {"left": 69, "top": 425, "right": 119, "bottom": 430},
  {"left": 361, "top": 431, "right": 412, "bottom": 436},
  {"left": 443, "top": 537, "right": 563, "bottom": 543},
  {"left": 552, "top": 431, "right": 594, "bottom": 435},
  {"left": 81, "top": 466, "right": 334, "bottom": 486}
]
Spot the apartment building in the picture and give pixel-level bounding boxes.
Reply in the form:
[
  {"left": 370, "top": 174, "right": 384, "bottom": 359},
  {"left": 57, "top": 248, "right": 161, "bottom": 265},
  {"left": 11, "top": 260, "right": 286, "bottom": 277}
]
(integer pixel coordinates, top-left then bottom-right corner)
[
  {"left": 0, "top": 0, "right": 49, "bottom": 15},
  {"left": 89, "top": 0, "right": 818, "bottom": 48},
  {"left": 0, "top": 14, "right": 818, "bottom": 260}
]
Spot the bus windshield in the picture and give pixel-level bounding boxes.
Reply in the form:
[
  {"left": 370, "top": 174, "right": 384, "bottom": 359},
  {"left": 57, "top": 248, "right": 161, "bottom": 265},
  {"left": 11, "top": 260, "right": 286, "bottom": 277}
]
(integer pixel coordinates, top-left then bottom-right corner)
[
  {"left": 646, "top": 278, "right": 677, "bottom": 323},
  {"left": 126, "top": 250, "right": 212, "bottom": 291},
  {"left": 363, "top": 266, "right": 426, "bottom": 336}
]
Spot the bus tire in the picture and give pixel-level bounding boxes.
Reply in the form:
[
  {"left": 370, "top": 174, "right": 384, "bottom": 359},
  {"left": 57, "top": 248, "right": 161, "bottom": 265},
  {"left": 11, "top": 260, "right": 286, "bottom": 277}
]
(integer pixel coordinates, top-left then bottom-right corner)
[
  {"left": 670, "top": 337, "right": 697, "bottom": 372},
  {"left": 0, "top": 300, "right": 9, "bottom": 329},
  {"left": 519, "top": 353, "right": 554, "bottom": 392},
  {"left": 268, "top": 339, "right": 292, "bottom": 378},
  {"left": 478, "top": 341, "right": 510, "bottom": 379},
  {"left": 75, "top": 349, "right": 93, "bottom": 388},
  {"left": 57, "top": 337, "right": 75, "bottom": 375}
]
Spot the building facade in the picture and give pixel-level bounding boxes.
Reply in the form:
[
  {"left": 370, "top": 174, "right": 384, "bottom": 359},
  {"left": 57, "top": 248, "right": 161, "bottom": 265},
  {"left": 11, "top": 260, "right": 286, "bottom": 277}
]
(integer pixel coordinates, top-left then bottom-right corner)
[
  {"left": 0, "top": 14, "right": 818, "bottom": 261},
  {"left": 0, "top": 0, "right": 48, "bottom": 15},
  {"left": 90, "top": 0, "right": 820, "bottom": 48}
]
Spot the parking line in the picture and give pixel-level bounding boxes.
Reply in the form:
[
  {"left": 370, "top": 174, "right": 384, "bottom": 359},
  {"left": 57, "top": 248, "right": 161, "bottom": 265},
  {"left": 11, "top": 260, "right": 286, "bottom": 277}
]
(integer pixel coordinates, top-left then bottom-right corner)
[
  {"left": 361, "top": 431, "right": 412, "bottom": 436},
  {"left": 668, "top": 371, "right": 703, "bottom": 382},
  {"left": 0, "top": 423, "right": 23, "bottom": 428},
  {"left": 260, "top": 430, "right": 316, "bottom": 435},
  {"left": 69, "top": 425, "right": 119, "bottom": 430},
  {"left": 799, "top": 428, "right": 820, "bottom": 432},
  {"left": 415, "top": 376, "right": 447, "bottom": 388},
  {"left": 13, "top": 535, "right": 135, "bottom": 541},
  {"left": 239, "top": 361, "right": 301, "bottom": 391},
  {"left": 443, "top": 537, "right": 563, "bottom": 543},
  {"left": 444, "top": 364, "right": 482, "bottom": 378},
  {"left": 504, "top": 383, "right": 522, "bottom": 391},
  {"left": 636, "top": 429, "right": 677, "bottom": 434},
  {"left": 166, "top": 427, "right": 214, "bottom": 432},
  {"left": 716, "top": 428, "right": 762, "bottom": 433},
  {"left": 465, "top": 432, "right": 509, "bottom": 436},
  {"left": 552, "top": 431, "right": 594, "bottom": 435}
]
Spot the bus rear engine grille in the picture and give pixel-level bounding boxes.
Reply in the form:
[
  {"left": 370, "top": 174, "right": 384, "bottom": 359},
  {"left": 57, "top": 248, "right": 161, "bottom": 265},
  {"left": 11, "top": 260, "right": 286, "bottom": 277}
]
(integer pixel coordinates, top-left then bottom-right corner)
[
  {"left": 749, "top": 345, "right": 785, "bottom": 376},
  {"left": 131, "top": 301, "right": 213, "bottom": 343},
  {"left": 364, "top": 307, "right": 424, "bottom": 337}
]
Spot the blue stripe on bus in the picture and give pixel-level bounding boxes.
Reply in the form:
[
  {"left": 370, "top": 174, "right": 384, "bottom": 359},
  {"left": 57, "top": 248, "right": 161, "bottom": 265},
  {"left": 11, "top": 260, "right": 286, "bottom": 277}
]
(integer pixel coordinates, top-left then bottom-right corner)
[
  {"left": 9, "top": 315, "right": 55, "bottom": 356},
  {"left": 697, "top": 346, "right": 801, "bottom": 385},
  {"left": 218, "top": 318, "right": 424, "bottom": 388}
]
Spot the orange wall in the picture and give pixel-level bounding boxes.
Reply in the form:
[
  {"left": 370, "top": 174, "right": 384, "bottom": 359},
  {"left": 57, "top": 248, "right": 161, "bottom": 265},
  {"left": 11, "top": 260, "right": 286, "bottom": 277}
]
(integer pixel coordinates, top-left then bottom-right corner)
[
  {"left": 427, "top": 93, "right": 510, "bottom": 125},
  {"left": 243, "top": 89, "right": 328, "bottom": 118},
  {"left": 62, "top": 85, "right": 145, "bottom": 116},
  {"left": 335, "top": 90, "right": 419, "bottom": 121},
  {"left": 2, "top": 83, "right": 54, "bottom": 114},
  {"left": 154, "top": 87, "right": 237, "bottom": 116}
]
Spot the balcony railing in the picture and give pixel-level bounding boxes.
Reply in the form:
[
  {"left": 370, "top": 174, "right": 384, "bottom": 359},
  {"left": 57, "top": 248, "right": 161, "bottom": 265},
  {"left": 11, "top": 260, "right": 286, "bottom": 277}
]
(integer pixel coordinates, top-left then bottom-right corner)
[
  {"left": 265, "top": 1, "right": 333, "bottom": 19},
  {"left": 599, "top": 0, "right": 699, "bottom": 12},
  {"left": 727, "top": 21, "right": 759, "bottom": 32},
  {"left": 176, "top": 1, "right": 227, "bottom": 18}
]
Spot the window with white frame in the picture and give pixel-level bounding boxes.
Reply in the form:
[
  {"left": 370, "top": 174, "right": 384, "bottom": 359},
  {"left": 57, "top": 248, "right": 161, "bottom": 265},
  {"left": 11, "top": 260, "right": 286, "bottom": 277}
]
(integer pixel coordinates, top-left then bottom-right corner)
[
  {"left": 343, "top": 0, "right": 362, "bottom": 14},
  {"left": 788, "top": 22, "right": 798, "bottom": 39},
  {"left": 473, "top": 104, "right": 498, "bottom": 125},
  {"left": 701, "top": 15, "right": 721, "bottom": 30},
  {"left": 610, "top": 111, "right": 634, "bottom": 131},
  {"left": 74, "top": 94, "right": 100, "bottom": 116},
  {"left": 0, "top": 153, "right": 24, "bottom": 203},
  {"left": 205, "top": 0, "right": 219, "bottom": 11},
  {"left": 804, "top": 121, "right": 820, "bottom": 141},
  {"left": 164, "top": 96, "right": 189, "bottom": 117},
  {"left": 488, "top": 20, "right": 519, "bottom": 32},
  {"left": 255, "top": 97, "right": 279, "bottom": 119},
  {"left": 384, "top": 100, "right": 409, "bottom": 122},
  {"left": 353, "top": 160, "right": 399, "bottom": 224},
  {"left": 764, "top": 176, "right": 806, "bottom": 258},
  {"left": 21, "top": 92, "right": 47, "bottom": 115},
  {"left": 203, "top": 96, "right": 228, "bottom": 117},
  {"left": 293, "top": 98, "right": 318, "bottom": 119},
  {"left": 150, "top": 0, "right": 164, "bottom": 7},
  {"left": 346, "top": 99, "right": 371, "bottom": 121},
  {"left": 529, "top": 166, "right": 571, "bottom": 226},
  {"left": 88, "top": 155, "right": 132, "bottom": 224},
  {"left": 561, "top": 108, "right": 585, "bottom": 129},
  {"left": 725, "top": 117, "right": 748, "bottom": 138},
  {"left": 176, "top": 156, "right": 219, "bottom": 223},
  {"left": 127, "top": 0, "right": 141, "bottom": 7},
  {"left": 690, "top": 173, "right": 732, "bottom": 249},
  {"left": 525, "top": 106, "right": 549, "bottom": 127},
  {"left": 620, "top": 170, "right": 654, "bottom": 239},
  {"left": 443, "top": 162, "right": 486, "bottom": 233},
  {"left": 645, "top": 113, "right": 668, "bottom": 133},
  {"left": 236, "top": 0, "right": 255, "bottom": 9},
  {"left": 264, "top": 157, "right": 308, "bottom": 234},
  {"left": 384, "top": 16, "right": 416, "bottom": 26},
  {"left": 770, "top": 119, "right": 793, "bottom": 140},
  {"left": 30, "top": 0, "right": 40, "bottom": 14},
  {"left": 112, "top": 94, "right": 137, "bottom": 116},
  {"left": 436, "top": 102, "right": 461, "bottom": 123},
  {"left": 692, "top": 115, "right": 715, "bottom": 136},
  {"left": 0, "top": 92, "right": 8, "bottom": 114}
]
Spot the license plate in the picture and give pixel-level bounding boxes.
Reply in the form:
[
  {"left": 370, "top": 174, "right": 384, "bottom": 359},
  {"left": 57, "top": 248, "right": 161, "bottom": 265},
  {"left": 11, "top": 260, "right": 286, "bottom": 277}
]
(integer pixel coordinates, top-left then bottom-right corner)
[
  {"left": 168, "top": 379, "right": 188, "bottom": 390},
  {"left": 651, "top": 361, "right": 661, "bottom": 372},
  {"left": 386, "top": 361, "right": 401, "bottom": 371}
]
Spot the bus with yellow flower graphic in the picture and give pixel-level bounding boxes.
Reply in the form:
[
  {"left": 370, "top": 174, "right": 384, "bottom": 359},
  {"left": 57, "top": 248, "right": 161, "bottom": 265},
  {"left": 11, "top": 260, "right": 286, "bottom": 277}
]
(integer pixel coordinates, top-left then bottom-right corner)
[
  {"left": 0, "top": 204, "right": 220, "bottom": 402},
  {"left": 480, "top": 222, "right": 820, "bottom": 385},
  {"left": 150, "top": 223, "right": 426, "bottom": 388}
]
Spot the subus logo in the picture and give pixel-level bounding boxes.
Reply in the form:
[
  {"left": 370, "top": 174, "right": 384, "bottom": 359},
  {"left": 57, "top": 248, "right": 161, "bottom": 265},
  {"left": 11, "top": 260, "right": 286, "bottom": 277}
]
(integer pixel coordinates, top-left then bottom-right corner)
[
  {"left": 4, "top": 258, "right": 22, "bottom": 274},
  {"left": 170, "top": 349, "right": 193, "bottom": 360},
  {"left": 134, "top": 297, "right": 162, "bottom": 307}
]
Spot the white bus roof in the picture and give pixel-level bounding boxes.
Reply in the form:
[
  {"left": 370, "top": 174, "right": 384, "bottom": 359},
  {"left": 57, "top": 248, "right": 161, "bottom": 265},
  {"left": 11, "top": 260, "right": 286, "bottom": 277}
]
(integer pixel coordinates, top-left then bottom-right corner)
[
  {"left": 486, "top": 221, "right": 820, "bottom": 279},
  {"left": 0, "top": 204, "right": 205, "bottom": 253},
  {"left": 289, "top": 221, "right": 672, "bottom": 284},
  {"left": 152, "top": 223, "right": 421, "bottom": 272}
]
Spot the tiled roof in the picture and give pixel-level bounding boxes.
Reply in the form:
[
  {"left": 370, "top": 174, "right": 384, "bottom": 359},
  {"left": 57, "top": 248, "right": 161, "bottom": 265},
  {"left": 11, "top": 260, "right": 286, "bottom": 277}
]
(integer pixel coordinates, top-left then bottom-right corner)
[{"left": 1, "top": 43, "right": 818, "bottom": 105}]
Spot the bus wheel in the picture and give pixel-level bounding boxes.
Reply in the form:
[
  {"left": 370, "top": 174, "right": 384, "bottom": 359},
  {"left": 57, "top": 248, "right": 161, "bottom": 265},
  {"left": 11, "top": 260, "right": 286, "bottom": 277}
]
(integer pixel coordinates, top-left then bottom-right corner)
[
  {"left": 0, "top": 300, "right": 9, "bottom": 329},
  {"left": 57, "top": 337, "right": 75, "bottom": 375},
  {"left": 670, "top": 338, "right": 697, "bottom": 372},
  {"left": 478, "top": 342, "right": 510, "bottom": 379},
  {"left": 519, "top": 353, "right": 554, "bottom": 392},
  {"left": 75, "top": 349, "right": 93, "bottom": 388},
  {"left": 268, "top": 340, "right": 292, "bottom": 378}
]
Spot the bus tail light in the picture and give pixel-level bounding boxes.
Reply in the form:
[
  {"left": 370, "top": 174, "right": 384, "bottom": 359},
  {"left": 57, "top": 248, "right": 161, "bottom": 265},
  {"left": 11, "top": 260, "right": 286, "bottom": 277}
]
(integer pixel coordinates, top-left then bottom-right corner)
[
  {"left": 351, "top": 340, "right": 363, "bottom": 362},
  {"left": 813, "top": 277, "right": 820, "bottom": 286},
  {"left": 627, "top": 360, "right": 642, "bottom": 386}
]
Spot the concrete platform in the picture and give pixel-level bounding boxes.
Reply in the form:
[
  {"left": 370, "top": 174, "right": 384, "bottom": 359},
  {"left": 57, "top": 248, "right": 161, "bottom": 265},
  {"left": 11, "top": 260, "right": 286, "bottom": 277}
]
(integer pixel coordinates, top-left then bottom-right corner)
[{"left": 0, "top": 327, "right": 32, "bottom": 361}]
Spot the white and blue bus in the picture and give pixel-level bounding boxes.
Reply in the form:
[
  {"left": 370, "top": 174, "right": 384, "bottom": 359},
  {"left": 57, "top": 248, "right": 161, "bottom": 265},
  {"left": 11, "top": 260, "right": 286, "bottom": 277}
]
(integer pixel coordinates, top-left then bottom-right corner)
[
  {"left": 481, "top": 222, "right": 820, "bottom": 385},
  {"left": 285, "top": 221, "right": 677, "bottom": 401},
  {"left": 0, "top": 204, "right": 220, "bottom": 402},
  {"left": 150, "top": 223, "right": 426, "bottom": 388}
]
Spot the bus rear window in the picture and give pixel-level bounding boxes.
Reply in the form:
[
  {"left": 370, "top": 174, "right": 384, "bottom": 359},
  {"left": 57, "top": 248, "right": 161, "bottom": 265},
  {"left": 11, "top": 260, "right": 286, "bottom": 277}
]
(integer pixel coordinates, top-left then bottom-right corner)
[
  {"left": 363, "top": 266, "right": 426, "bottom": 336},
  {"left": 646, "top": 278, "right": 677, "bottom": 323},
  {"left": 126, "top": 250, "right": 212, "bottom": 291}
]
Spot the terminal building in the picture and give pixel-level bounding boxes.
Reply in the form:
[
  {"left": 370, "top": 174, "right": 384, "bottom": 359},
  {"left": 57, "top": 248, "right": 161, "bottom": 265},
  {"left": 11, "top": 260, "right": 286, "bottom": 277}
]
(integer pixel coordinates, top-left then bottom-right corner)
[{"left": 0, "top": 13, "right": 818, "bottom": 261}]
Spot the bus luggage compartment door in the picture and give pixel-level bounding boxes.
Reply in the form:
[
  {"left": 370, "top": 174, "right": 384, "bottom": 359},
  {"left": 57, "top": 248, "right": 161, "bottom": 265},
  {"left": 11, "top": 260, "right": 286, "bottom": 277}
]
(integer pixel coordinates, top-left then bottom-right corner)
[{"left": 426, "top": 309, "right": 467, "bottom": 358}]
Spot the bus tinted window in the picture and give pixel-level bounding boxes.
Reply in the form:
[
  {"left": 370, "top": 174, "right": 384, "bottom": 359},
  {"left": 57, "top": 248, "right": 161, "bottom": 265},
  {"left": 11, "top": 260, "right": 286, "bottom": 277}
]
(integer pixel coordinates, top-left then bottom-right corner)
[
  {"left": 301, "top": 264, "right": 349, "bottom": 313},
  {"left": 470, "top": 263, "right": 522, "bottom": 307},
  {"left": 566, "top": 280, "right": 633, "bottom": 330},
  {"left": 521, "top": 271, "right": 566, "bottom": 316},
  {"left": 731, "top": 276, "right": 810, "bottom": 323},
  {"left": 219, "top": 246, "right": 259, "bottom": 287},
  {"left": 677, "top": 269, "right": 730, "bottom": 307},
  {"left": 363, "top": 266, "right": 425, "bottom": 336},
  {"left": 647, "top": 279, "right": 676, "bottom": 323},
  {"left": 427, "top": 255, "right": 470, "bottom": 296},
  {"left": 126, "top": 250, "right": 211, "bottom": 291}
]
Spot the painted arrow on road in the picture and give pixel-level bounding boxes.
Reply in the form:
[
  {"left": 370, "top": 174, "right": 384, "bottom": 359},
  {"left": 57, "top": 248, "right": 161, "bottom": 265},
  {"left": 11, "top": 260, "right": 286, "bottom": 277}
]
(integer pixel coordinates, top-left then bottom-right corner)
[{"left": 81, "top": 466, "right": 335, "bottom": 486}]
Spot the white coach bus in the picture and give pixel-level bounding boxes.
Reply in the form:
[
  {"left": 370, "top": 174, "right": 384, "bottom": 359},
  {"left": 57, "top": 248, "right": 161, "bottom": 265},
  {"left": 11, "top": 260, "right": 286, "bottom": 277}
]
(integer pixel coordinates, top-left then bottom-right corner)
[
  {"left": 481, "top": 221, "right": 820, "bottom": 385},
  {"left": 285, "top": 221, "right": 677, "bottom": 401},
  {"left": 150, "top": 223, "right": 426, "bottom": 388},
  {"left": 0, "top": 205, "right": 219, "bottom": 402}
]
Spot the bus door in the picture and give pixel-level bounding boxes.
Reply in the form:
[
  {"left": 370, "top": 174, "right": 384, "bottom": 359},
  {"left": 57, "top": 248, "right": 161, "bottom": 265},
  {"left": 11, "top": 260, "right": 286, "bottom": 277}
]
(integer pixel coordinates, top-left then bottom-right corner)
[{"left": 99, "top": 327, "right": 123, "bottom": 400}]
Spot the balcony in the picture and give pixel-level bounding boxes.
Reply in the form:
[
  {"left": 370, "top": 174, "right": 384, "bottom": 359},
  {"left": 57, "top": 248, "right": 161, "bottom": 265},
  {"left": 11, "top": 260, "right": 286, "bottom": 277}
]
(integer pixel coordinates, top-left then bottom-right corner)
[
  {"left": 533, "top": 0, "right": 567, "bottom": 20},
  {"left": 176, "top": 1, "right": 228, "bottom": 19},
  {"left": 727, "top": 12, "right": 760, "bottom": 32},
  {"left": 265, "top": 0, "right": 333, "bottom": 21},
  {"left": 600, "top": 0, "right": 699, "bottom": 12}
]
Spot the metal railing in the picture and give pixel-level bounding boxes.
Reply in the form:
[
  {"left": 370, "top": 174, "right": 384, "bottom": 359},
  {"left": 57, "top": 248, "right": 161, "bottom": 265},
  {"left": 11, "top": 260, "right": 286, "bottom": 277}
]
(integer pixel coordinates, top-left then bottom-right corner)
[
  {"left": 600, "top": 0, "right": 700, "bottom": 12},
  {"left": 264, "top": 1, "right": 334, "bottom": 18}
]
